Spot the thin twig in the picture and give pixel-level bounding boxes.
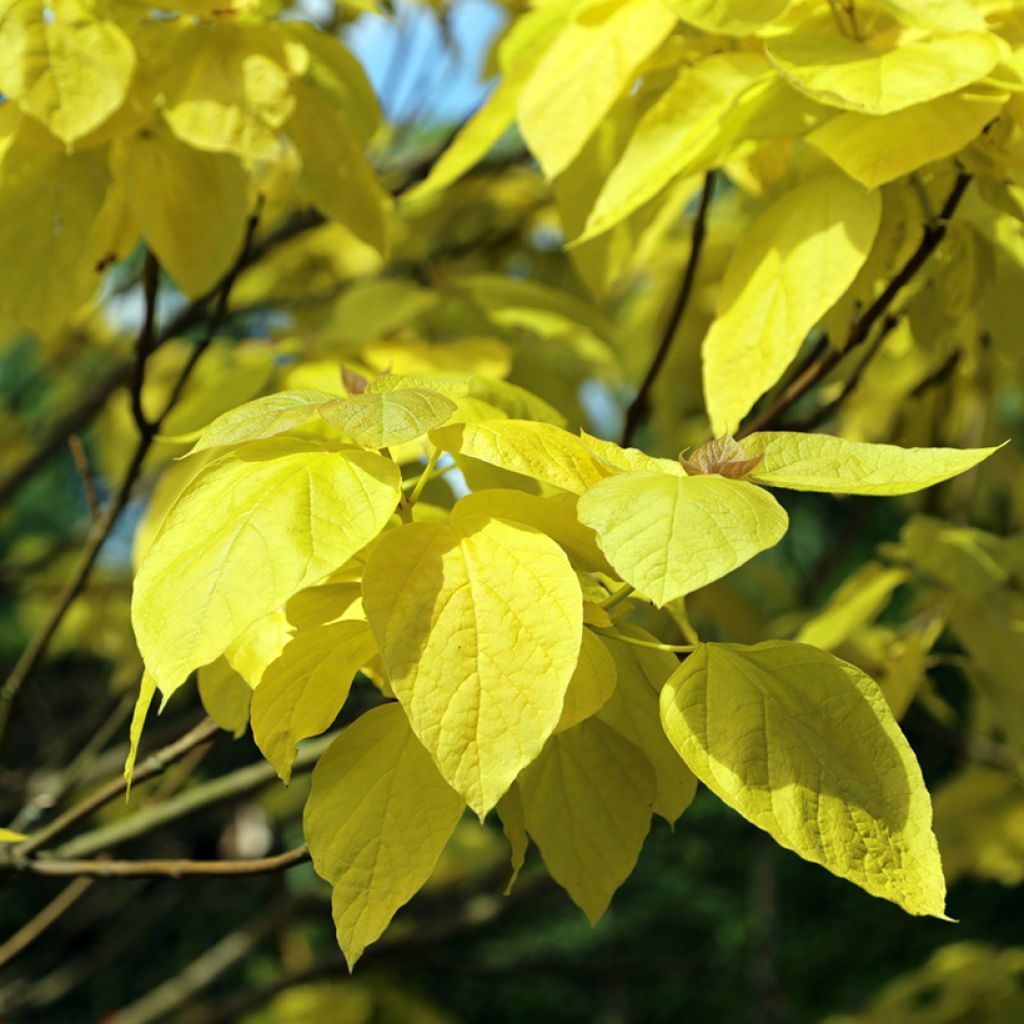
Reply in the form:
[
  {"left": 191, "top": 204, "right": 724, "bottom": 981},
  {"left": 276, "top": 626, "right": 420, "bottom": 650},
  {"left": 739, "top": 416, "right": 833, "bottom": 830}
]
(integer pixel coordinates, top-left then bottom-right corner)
[
  {"left": 0, "top": 876, "right": 94, "bottom": 970},
  {"left": 0, "top": 209, "right": 261, "bottom": 756},
  {"left": 18, "top": 845, "right": 309, "bottom": 880},
  {"left": 4, "top": 717, "right": 219, "bottom": 863},
  {"left": 67, "top": 435, "right": 100, "bottom": 522},
  {"left": 621, "top": 171, "right": 717, "bottom": 446},
  {"left": 739, "top": 171, "right": 972, "bottom": 437}
]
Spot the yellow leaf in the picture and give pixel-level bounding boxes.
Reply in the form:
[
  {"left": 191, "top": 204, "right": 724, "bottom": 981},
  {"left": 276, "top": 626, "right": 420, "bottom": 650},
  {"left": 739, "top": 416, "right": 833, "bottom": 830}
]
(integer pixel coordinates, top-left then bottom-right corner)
[
  {"left": 519, "top": 717, "right": 655, "bottom": 923},
  {"left": 766, "top": 29, "right": 1002, "bottom": 116},
  {"left": 0, "top": 7, "right": 136, "bottom": 144},
  {"left": 577, "top": 471, "right": 788, "bottom": 606},
  {"left": 197, "top": 659, "right": 252, "bottom": 738},
  {"left": 742, "top": 432, "right": 1001, "bottom": 494},
  {"left": 556, "top": 629, "right": 617, "bottom": 733},
  {"left": 224, "top": 609, "right": 292, "bottom": 688},
  {"left": 133, "top": 439, "right": 400, "bottom": 699},
  {"left": 497, "top": 785, "right": 529, "bottom": 895},
  {"left": 252, "top": 620, "right": 378, "bottom": 783},
  {"left": 579, "top": 431, "right": 685, "bottom": 477},
  {"left": 161, "top": 22, "right": 305, "bottom": 163},
  {"left": 702, "top": 172, "right": 881, "bottom": 433},
  {"left": 288, "top": 81, "right": 391, "bottom": 255},
  {"left": 598, "top": 628, "right": 698, "bottom": 823},
  {"left": 517, "top": 0, "right": 678, "bottom": 180},
  {"left": 187, "top": 390, "right": 338, "bottom": 454},
  {"left": 0, "top": 140, "right": 108, "bottom": 336},
  {"left": 124, "top": 671, "right": 157, "bottom": 796},
  {"left": 361, "top": 504, "right": 583, "bottom": 815},
  {"left": 880, "top": 0, "right": 987, "bottom": 32},
  {"left": 0, "top": 828, "right": 27, "bottom": 844},
  {"left": 304, "top": 704, "right": 464, "bottom": 968},
  {"left": 319, "top": 389, "right": 457, "bottom": 448},
  {"left": 663, "top": 0, "right": 787, "bottom": 34},
  {"left": 110, "top": 128, "right": 250, "bottom": 299},
  {"left": 660, "top": 642, "right": 948, "bottom": 917},
  {"left": 431, "top": 420, "right": 610, "bottom": 495},
  {"left": 809, "top": 89, "right": 1007, "bottom": 189},
  {"left": 796, "top": 563, "right": 908, "bottom": 651},
  {"left": 453, "top": 488, "right": 613, "bottom": 574}
]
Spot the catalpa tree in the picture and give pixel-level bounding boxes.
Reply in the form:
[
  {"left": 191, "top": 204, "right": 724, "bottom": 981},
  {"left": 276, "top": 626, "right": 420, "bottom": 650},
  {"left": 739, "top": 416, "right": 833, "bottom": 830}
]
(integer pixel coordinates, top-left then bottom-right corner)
[{"left": 1, "top": 0, "right": 1022, "bottom": 1006}]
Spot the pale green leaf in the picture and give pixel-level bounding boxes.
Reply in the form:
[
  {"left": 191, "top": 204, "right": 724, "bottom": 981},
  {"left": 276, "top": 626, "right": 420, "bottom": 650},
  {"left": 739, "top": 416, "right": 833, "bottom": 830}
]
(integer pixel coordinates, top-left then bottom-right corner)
[
  {"left": 187, "top": 390, "right": 339, "bottom": 454},
  {"left": 519, "top": 716, "right": 655, "bottom": 923},
  {"left": 702, "top": 172, "right": 881, "bottom": 433},
  {"left": 133, "top": 439, "right": 400, "bottom": 699},
  {"left": 497, "top": 784, "right": 529, "bottom": 895},
  {"left": 742, "top": 432, "right": 1001, "bottom": 494},
  {"left": 304, "top": 704, "right": 464, "bottom": 968},
  {"left": 361, "top": 503, "right": 583, "bottom": 815},
  {"left": 660, "top": 642, "right": 948, "bottom": 917},
  {"left": 252, "top": 620, "right": 378, "bottom": 783},
  {"left": 319, "top": 388, "right": 457, "bottom": 448},
  {"left": 577, "top": 471, "right": 788, "bottom": 606}
]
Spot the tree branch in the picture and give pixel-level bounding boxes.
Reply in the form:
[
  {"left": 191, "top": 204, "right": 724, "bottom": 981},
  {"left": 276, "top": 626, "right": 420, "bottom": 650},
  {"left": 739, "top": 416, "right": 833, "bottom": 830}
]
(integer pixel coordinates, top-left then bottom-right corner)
[
  {"left": 621, "top": 171, "right": 716, "bottom": 446},
  {"left": 0, "top": 209, "right": 261, "bottom": 756},
  {"left": 17, "top": 845, "right": 309, "bottom": 880},
  {"left": 739, "top": 171, "right": 972, "bottom": 437},
  {"left": 0, "top": 876, "right": 94, "bottom": 970}
]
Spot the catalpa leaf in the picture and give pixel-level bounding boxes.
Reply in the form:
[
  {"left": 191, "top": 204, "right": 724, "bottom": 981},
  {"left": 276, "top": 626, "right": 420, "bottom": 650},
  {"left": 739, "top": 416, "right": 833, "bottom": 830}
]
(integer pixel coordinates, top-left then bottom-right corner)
[
  {"left": 702, "top": 172, "right": 881, "bottom": 433},
  {"left": 124, "top": 671, "right": 157, "bottom": 795},
  {"left": 187, "top": 390, "right": 339, "bottom": 454},
  {"left": 660, "top": 642, "right": 948, "bottom": 917},
  {"left": 497, "top": 785, "right": 529, "bottom": 895},
  {"left": 0, "top": 828, "right": 27, "bottom": 844},
  {"left": 665, "top": 0, "right": 788, "bottom": 34},
  {"left": 431, "top": 420, "right": 610, "bottom": 495},
  {"left": 252, "top": 620, "right": 378, "bottom": 782},
  {"left": 304, "top": 704, "right": 464, "bottom": 969},
  {"left": 520, "top": 716, "right": 655, "bottom": 923},
  {"left": 742, "top": 432, "right": 1001, "bottom": 494},
  {"left": 197, "top": 659, "right": 252, "bottom": 738},
  {"left": 319, "top": 388, "right": 457, "bottom": 448},
  {"left": 577, "top": 471, "right": 788, "bottom": 606},
  {"left": 556, "top": 629, "right": 617, "bottom": 733},
  {"left": 132, "top": 439, "right": 400, "bottom": 699},
  {"left": 361, "top": 502, "right": 583, "bottom": 815},
  {"left": 766, "top": 29, "right": 1002, "bottom": 116}
]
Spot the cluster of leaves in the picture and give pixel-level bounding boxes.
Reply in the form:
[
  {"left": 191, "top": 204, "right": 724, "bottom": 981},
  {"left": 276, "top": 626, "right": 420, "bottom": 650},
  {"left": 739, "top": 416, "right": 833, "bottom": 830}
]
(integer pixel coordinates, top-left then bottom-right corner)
[{"left": 3, "top": 0, "right": 1024, "bottom": 994}]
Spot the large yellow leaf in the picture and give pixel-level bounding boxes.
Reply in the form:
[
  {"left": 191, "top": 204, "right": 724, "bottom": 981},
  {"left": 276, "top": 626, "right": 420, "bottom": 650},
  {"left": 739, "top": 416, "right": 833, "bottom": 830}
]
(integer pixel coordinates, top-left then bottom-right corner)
[
  {"left": 188, "top": 390, "right": 339, "bottom": 454},
  {"left": 133, "top": 439, "right": 400, "bottom": 699},
  {"left": 453, "top": 489, "right": 613, "bottom": 574},
  {"left": 431, "top": 421, "right": 610, "bottom": 495},
  {"left": 766, "top": 29, "right": 1002, "bottom": 116},
  {"left": 318, "top": 388, "right": 457, "bottom": 448},
  {"left": 0, "top": 8, "right": 136, "bottom": 144},
  {"left": 110, "top": 128, "right": 250, "bottom": 298},
  {"left": 519, "top": 717, "right": 655, "bottom": 923},
  {"left": 664, "top": 0, "right": 787, "bottom": 33},
  {"left": 252, "top": 620, "right": 378, "bottom": 782},
  {"left": 881, "top": 0, "right": 986, "bottom": 32},
  {"left": 556, "top": 629, "right": 617, "bottom": 733},
  {"left": 304, "top": 704, "right": 464, "bottom": 968},
  {"left": 361, "top": 504, "right": 583, "bottom": 815},
  {"left": 517, "top": 0, "right": 678, "bottom": 180},
  {"left": 577, "top": 471, "right": 788, "bottom": 606},
  {"left": 660, "top": 642, "right": 948, "bottom": 917},
  {"left": 598, "top": 628, "right": 698, "bottom": 823},
  {"left": 197, "top": 659, "right": 252, "bottom": 738},
  {"left": 224, "top": 609, "right": 292, "bottom": 688},
  {"left": 288, "top": 81, "right": 391, "bottom": 255},
  {"left": 580, "top": 53, "right": 771, "bottom": 239},
  {"left": 702, "top": 172, "right": 881, "bottom": 433},
  {"left": 742, "top": 432, "right": 1000, "bottom": 494},
  {"left": 161, "top": 22, "right": 305, "bottom": 163},
  {"left": 0, "top": 140, "right": 108, "bottom": 336},
  {"left": 809, "top": 89, "right": 1007, "bottom": 188}
]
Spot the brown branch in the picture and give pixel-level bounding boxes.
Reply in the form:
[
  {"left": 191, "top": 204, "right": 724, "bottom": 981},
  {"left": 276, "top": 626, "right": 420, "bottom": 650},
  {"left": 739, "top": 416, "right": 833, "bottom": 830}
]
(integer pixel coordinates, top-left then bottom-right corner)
[
  {"left": 4, "top": 717, "right": 219, "bottom": 863},
  {"left": 739, "top": 171, "right": 972, "bottom": 437},
  {"left": 67, "top": 435, "right": 100, "bottom": 522},
  {"left": 0, "top": 876, "right": 94, "bottom": 970},
  {"left": 621, "top": 170, "right": 717, "bottom": 447},
  {"left": 0, "top": 210, "right": 261, "bottom": 756},
  {"left": 19, "top": 845, "right": 309, "bottom": 880}
]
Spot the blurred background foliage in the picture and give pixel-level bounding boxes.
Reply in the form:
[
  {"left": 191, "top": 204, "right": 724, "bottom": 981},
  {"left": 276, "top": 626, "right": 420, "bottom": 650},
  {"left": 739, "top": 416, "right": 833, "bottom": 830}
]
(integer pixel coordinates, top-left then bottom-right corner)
[{"left": 3, "top": 0, "right": 1024, "bottom": 1021}]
